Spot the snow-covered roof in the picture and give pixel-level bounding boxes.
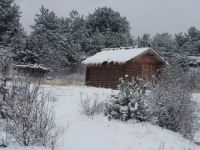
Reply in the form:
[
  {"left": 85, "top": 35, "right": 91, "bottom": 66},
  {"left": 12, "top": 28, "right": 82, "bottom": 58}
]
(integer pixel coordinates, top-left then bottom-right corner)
[
  {"left": 82, "top": 47, "right": 167, "bottom": 65},
  {"left": 15, "top": 64, "right": 50, "bottom": 71}
]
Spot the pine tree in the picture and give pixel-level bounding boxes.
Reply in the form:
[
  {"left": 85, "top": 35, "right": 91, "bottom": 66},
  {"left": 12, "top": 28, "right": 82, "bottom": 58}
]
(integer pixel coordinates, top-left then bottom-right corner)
[
  {"left": 10, "top": 28, "right": 28, "bottom": 63},
  {"left": 0, "top": 0, "right": 28, "bottom": 66},
  {"left": 105, "top": 75, "right": 149, "bottom": 122},
  {"left": 151, "top": 33, "right": 190, "bottom": 69},
  {"left": 85, "top": 7, "right": 133, "bottom": 54},
  {"left": 69, "top": 10, "right": 88, "bottom": 52},
  {"left": 85, "top": 29, "right": 105, "bottom": 54},
  {"left": 30, "top": 6, "right": 85, "bottom": 70},
  {"left": 152, "top": 33, "right": 177, "bottom": 59},
  {"left": 180, "top": 27, "right": 200, "bottom": 56},
  {"left": 175, "top": 32, "right": 188, "bottom": 48},
  {"left": 30, "top": 6, "right": 67, "bottom": 69},
  {"left": 0, "top": 0, "right": 22, "bottom": 46},
  {"left": 137, "top": 34, "right": 151, "bottom": 47}
]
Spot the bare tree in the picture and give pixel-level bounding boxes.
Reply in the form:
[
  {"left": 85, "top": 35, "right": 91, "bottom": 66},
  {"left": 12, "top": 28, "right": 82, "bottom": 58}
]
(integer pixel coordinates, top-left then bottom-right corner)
[
  {"left": 5, "top": 75, "right": 63, "bottom": 147},
  {"left": 0, "top": 55, "right": 12, "bottom": 119},
  {"left": 0, "top": 55, "right": 12, "bottom": 87},
  {"left": 0, "top": 54, "right": 12, "bottom": 147}
]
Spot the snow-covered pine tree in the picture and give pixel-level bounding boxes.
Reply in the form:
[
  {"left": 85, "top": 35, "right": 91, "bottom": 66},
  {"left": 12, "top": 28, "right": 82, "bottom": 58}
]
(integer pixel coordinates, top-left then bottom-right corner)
[
  {"left": 179, "top": 27, "right": 200, "bottom": 56},
  {"left": 10, "top": 28, "right": 29, "bottom": 63},
  {"left": 69, "top": 10, "right": 88, "bottom": 54},
  {"left": 0, "top": 0, "right": 28, "bottom": 66},
  {"left": 105, "top": 75, "right": 149, "bottom": 122},
  {"left": 151, "top": 33, "right": 190, "bottom": 70},
  {"left": 30, "top": 6, "right": 84, "bottom": 70},
  {"left": 0, "top": 0, "right": 22, "bottom": 46},
  {"left": 175, "top": 32, "right": 188, "bottom": 48},
  {"left": 86, "top": 29, "right": 106, "bottom": 54},
  {"left": 137, "top": 34, "right": 151, "bottom": 47},
  {"left": 15, "top": 49, "right": 39, "bottom": 65},
  {"left": 151, "top": 33, "right": 178, "bottom": 61},
  {"left": 85, "top": 7, "right": 133, "bottom": 54},
  {"left": 30, "top": 6, "right": 65, "bottom": 69}
]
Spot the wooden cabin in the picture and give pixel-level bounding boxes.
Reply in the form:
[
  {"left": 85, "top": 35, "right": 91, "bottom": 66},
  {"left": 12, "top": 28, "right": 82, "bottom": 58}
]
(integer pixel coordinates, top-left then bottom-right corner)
[{"left": 82, "top": 47, "right": 168, "bottom": 88}]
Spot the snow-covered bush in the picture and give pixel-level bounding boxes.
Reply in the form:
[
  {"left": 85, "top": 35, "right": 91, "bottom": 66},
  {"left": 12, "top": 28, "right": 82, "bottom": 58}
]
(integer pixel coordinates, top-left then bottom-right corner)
[
  {"left": 0, "top": 54, "right": 12, "bottom": 119},
  {"left": 0, "top": 119, "right": 10, "bottom": 148},
  {"left": 79, "top": 93, "right": 105, "bottom": 117},
  {"left": 4, "top": 76, "right": 63, "bottom": 147},
  {"left": 148, "top": 66, "right": 199, "bottom": 139},
  {"left": 188, "top": 68, "right": 200, "bottom": 90},
  {"left": 105, "top": 75, "right": 149, "bottom": 122}
]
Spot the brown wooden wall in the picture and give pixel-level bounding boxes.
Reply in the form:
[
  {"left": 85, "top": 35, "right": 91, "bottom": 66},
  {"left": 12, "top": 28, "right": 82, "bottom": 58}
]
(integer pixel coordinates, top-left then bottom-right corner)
[
  {"left": 86, "top": 63, "right": 125, "bottom": 88},
  {"left": 85, "top": 53, "right": 165, "bottom": 88}
]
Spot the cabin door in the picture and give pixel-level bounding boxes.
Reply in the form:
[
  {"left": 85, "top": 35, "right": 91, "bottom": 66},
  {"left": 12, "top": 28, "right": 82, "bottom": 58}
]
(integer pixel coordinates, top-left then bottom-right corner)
[{"left": 142, "top": 64, "right": 154, "bottom": 80}]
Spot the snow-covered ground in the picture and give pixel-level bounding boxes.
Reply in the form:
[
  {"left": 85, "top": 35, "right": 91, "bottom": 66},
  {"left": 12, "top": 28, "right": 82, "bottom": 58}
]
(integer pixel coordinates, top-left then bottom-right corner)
[
  {"left": 4, "top": 85, "right": 200, "bottom": 150},
  {"left": 193, "top": 92, "right": 200, "bottom": 142}
]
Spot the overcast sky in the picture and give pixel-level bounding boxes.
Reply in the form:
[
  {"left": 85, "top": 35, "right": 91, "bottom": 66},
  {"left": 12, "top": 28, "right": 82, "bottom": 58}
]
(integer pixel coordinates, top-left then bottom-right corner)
[{"left": 15, "top": 0, "right": 200, "bottom": 36}]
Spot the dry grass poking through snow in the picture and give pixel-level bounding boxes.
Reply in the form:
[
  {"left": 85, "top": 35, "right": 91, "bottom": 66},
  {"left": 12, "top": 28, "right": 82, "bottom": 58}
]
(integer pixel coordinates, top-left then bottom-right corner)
[{"left": 41, "top": 73, "right": 85, "bottom": 86}]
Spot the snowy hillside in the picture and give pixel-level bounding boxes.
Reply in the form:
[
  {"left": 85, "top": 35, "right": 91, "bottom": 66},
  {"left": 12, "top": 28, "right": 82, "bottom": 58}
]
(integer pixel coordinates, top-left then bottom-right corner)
[{"left": 4, "top": 85, "right": 200, "bottom": 150}]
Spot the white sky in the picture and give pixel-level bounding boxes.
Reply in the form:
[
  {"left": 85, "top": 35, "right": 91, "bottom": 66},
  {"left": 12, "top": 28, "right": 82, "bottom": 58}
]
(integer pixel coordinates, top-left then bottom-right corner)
[{"left": 15, "top": 0, "right": 200, "bottom": 36}]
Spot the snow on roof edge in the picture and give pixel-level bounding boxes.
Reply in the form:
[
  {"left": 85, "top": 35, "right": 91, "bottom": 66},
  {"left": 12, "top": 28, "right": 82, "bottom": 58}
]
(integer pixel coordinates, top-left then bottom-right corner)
[
  {"left": 82, "top": 47, "right": 168, "bottom": 65},
  {"left": 15, "top": 64, "right": 50, "bottom": 71}
]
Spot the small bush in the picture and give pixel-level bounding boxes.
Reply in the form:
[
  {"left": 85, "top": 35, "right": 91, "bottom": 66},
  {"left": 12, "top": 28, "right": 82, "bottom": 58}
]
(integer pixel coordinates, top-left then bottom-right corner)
[
  {"left": 79, "top": 93, "right": 105, "bottom": 117},
  {"left": 105, "top": 75, "right": 149, "bottom": 122}
]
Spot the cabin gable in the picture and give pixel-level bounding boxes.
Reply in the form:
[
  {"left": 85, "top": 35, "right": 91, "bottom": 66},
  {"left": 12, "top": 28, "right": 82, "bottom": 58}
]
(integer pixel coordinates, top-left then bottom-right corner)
[{"left": 125, "top": 52, "right": 166, "bottom": 80}]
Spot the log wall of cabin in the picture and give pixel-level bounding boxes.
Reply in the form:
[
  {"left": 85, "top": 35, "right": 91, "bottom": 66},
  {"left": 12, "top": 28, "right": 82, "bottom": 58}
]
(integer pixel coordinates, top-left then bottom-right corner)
[
  {"left": 86, "top": 63, "right": 126, "bottom": 88},
  {"left": 125, "top": 61, "right": 142, "bottom": 77}
]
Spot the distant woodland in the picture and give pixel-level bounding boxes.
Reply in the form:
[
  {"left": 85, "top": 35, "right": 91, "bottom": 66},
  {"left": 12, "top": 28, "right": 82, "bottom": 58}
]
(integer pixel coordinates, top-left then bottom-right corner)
[{"left": 0, "top": 0, "right": 200, "bottom": 73}]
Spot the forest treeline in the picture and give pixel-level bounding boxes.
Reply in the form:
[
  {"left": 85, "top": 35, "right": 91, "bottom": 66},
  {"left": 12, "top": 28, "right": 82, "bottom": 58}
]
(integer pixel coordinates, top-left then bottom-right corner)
[{"left": 0, "top": 0, "right": 200, "bottom": 72}]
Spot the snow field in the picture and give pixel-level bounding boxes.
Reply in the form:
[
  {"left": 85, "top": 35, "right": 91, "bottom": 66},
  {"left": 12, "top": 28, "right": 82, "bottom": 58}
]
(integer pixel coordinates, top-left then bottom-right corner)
[
  {"left": 4, "top": 85, "right": 200, "bottom": 150},
  {"left": 48, "top": 85, "right": 199, "bottom": 150}
]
